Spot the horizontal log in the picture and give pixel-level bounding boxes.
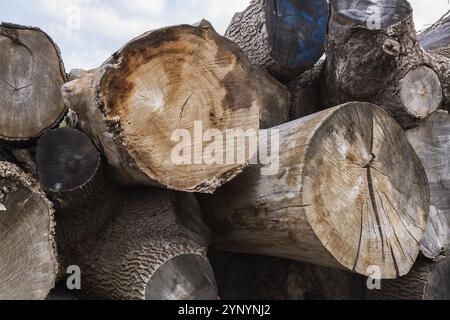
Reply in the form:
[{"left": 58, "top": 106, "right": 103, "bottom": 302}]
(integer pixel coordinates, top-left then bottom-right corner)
[
  {"left": 0, "top": 23, "right": 66, "bottom": 141},
  {"left": 406, "top": 111, "right": 450, "bottom": 259},
  {"left": 62, "top": 21, "right": 260, "bottom": 193},
  {"left": 225, "top": 0, "right": 328, "bottom": 83},
  {"left": 324, "top": 0, "right": 450, "bottom": 128},
  {"left": 201, "top": 102, "right": 429, "bottom": 279},
  {"left": 0, "top": 161, "right": 58, "bottom": 299}
]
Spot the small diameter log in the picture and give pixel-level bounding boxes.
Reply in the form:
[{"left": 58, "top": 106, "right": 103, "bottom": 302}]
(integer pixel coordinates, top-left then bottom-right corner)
[
  {"left": 201, "top": 102, "right": 429, "bottom": 279},
  {"left": 58, "top": 187, "right": 217, "bottom": 300},
  {"left": 37, "top": 128, "right": 100, "bottom": 194},
  {"left": 366, "top": 257, "right": 450, "bottom": 300},
  {"left": 406, "top": 111, "right": 450, "bottom": 259},
  {"left": 0, "top": 23, "right": 66, "bottom": 141},
  {"left": 225, "top": 0, "right": 328, "bottom": 83},
  {"left": 209, "top": 251, "right": 365, "bottom": 300},
  {"left": 325, "top": 0, "right": 450, "bottom": 128},
  {"left": 419, "top": 12, "right": 450, "bottom": 54},
  {"left": 62, "top": 21, "right": 260, "bottom": 193},
  {"left": 0, "top": 161, "right": 58, "bottom": 300}
]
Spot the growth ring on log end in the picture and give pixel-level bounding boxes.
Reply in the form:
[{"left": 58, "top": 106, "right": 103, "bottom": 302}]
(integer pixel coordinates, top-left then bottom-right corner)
[
  {"left": 205, "top": 102, "right": 429, "bottom": 279},
  {"left": 0, "top": 23, "right": 66, "bottom": 141}
]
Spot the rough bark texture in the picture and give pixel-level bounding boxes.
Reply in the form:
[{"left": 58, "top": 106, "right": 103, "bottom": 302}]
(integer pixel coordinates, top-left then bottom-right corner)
[
  {"left": 58, "top": 186, "right": 217, "bottom": 300},
  {"left": 325, "top": 0, "right": 450, "bottom": 129},
  {"left": 406, "top": 111, "right": 450, "bottom": 259},
  {"left": 0, "top": 23, "right": 66, "bottom": 141},
  {"left": 288, "top": 59, "right": 326, "bottom": 120},
  {"left": 366, "top": 256, "right": 450, "bottom": 300},
  {"left": 62, "top": 21, "right": 260, "bottom": 193},
  {"left": 201, "top": 102, "right": 429, "bottom": 279},
  {"left": 209, "top": 251, "right": 365, "bottom": 300},
  {"left": 0, "top": 161, "right": 58, "bottom": 300},
  {"left": 225, "top": 0, "right": 328, "bottom": 83}
]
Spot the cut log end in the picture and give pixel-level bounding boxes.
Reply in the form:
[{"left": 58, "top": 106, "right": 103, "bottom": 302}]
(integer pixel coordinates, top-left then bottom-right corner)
[
  {"left": 146, "top": 254, "right": 218, "bottom": 300},
  {"left": 0, "top": 161, "right": 57, "bottom": 300},
  {"left": 302, "top": 103, "right": 429, "bottom": 278},
  {"left": 399, "top": 66, "right": 443, "bottom": 118},
  {"left": 37, "top": 128, "right": 100, "bottom": 193},
  {"left": 331, "top": 0, "right": 412, "bottom": 29},
  {"left": 63, "top": 22, "right": 260, "bottom": 193},
  {"left": 0, "top": 23, "right": 66, "bottom": 141}
]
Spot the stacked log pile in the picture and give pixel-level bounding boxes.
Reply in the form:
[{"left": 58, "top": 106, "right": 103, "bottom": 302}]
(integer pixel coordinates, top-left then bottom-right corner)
[{"left": 0, "top": 0, "right": 449, "bottom": 300}]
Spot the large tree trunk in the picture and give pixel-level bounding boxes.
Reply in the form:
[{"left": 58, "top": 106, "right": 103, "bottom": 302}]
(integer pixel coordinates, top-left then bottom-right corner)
[
  {"left": 0, "top": 23, "right": 66, "bottom": 142},
  {"left": 225, "top": 0, "right": 328, "bottom": 83},
  {"left": 0, "top": 161, "right": 58, "bottom": 300},
  {"left": 209, "top": 251, "right": 365, "bottom": 300},
  {"left": 366, "top": 256, "right": 450, "bottom": 300},
  {"left": 201, "top": 102, "right": 429, "bottom": 279},
  {"left": 58, "top": 187, "right": 217, "bottom": 300},
  {"left": 62, "top": 21, "right": 261, "bottom": 193},
  {"left": 324, "top": 0, "right": 450, "bottom": 129},
  {"left": 406, "top": 111, "right": 450, "bottom": 259}
]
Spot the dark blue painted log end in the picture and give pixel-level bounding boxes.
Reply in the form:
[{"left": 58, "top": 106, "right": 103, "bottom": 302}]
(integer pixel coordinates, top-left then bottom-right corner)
[{"left": 264, "top": 0, "right": 328, "bottom": 79}]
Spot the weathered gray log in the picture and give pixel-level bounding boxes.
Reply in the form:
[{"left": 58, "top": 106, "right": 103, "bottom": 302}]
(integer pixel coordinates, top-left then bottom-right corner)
[
  {"left": 419, "top": 11, "right": 450, "bottom": 53},
  {"left": 366, "top": 256, "right": 450, "bottom": 300},
  {"left": 406, "top": 111, "right": 450, "bottom": 259},
  {"left": 0, "top": 23, "right": 66, "bottom": 141},
  {"left": 324, "top": 0, "right": 450, "bottom": 129},
  {"left": 58, "top": 187, "right": 217, "bottom": 300},
  {"left": 0, "top": 161, "right": 58, "bottom": 300},
  {"left": 62, "top": 21, "right": 260, "bottom": 193},
  {"left": 225, "top": 0, "right": 328, "bottom": 83},
  {"left": 209, "top": 251, "right": 365, "bottom": 300},
  {"left": 201, "top": 102, "right": 429, "bottom": 279}
]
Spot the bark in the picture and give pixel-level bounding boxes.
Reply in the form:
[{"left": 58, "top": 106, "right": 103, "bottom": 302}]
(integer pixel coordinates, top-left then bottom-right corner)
[
  {"left": 209, "top": 251, "right": 365, "bottom": 300},
  {"left": 201, "top": 102, "right": 429, "bottom": 279},
  {"left": 0, "top": 23, "right": 67, "bottom": 141},
  {"left": 324, "top": 0, "right": 450, "bottom": 129},
  {"left": 0, "top": 161, "right": 58, "bottom": 300},
  {"left": 366, "top": 256, "right": 450, "bottom": 300},
  {"left": 62, "top": 21, "right": 260, "bottom": 193},
  {"left": 225, "top": 0, "right": 328, "bottom": 83},
  {"left": 406, "top": 111, "right": 450, "bottom": 259},
  {"left": 288, "top": 59, "right": 326, "bottom": 120},
  {"left": 58, "top": 187, "right": 217, "bottom": 300}
]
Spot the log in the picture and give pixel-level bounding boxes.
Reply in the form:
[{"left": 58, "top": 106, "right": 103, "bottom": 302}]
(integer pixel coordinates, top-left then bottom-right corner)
[
  {"left": 366, "top": 257, "right": 450, "bottom": 300},
  {"left": 0, "top": 161, "right": 58, "bottom": 300},
  {"left": 419, "top": 11, "right": 450, "bottom": 53},
  {"left": 201, "top": 102, "right": 430, "bottom": 279},
  {"left": 58, "top": 187, "right": 218, "bottom": 300},
  {"left": 209, "top": 251, "right": 365, "bottom": 300},
  {"left": 324, "top": 0, "right": 450, "bottom": 128},
  {"left": 406, "top": 111, "right": 450, "bottom": 259},
  {"left": 36, "top": 128, "right": 100, "bottom": 193},
  {"left": 288, "top": 59, "right": 326, "bottom": 120},
  {"left": 62, "top": 21, "right": 260, "bottom": 193},
  {"left": 0, "top": 23, "right": 66, "bottom": 141},
  {"left": 225, "top": 0, "right": 328, "bottom": 83}
]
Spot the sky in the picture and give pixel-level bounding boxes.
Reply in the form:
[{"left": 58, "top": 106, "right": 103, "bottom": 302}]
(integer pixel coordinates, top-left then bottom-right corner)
[{"left": 2, "top": 0, "right": 450, "bottom": 71}]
